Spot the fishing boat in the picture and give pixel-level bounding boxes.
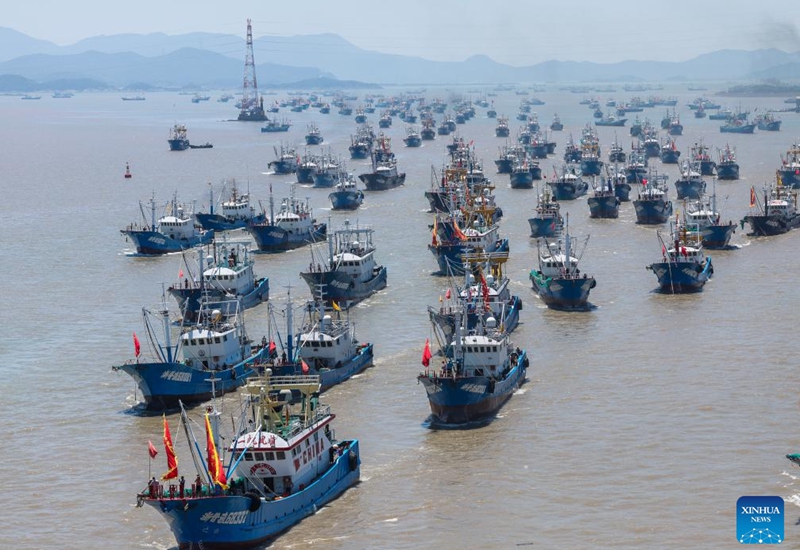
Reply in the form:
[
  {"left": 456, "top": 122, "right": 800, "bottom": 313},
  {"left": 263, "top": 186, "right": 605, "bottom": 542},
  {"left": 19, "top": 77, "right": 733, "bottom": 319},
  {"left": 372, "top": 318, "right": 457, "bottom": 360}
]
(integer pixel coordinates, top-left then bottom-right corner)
[
  {"left": 563, "top": 134, "right": 582, "bottom": 163},
  {"left": 741, "top": 174, "right": 800, "bottom": 236},
  {"left": 508, "top": 157, "right": 540, "bottom": 189},
  {"left": 528, "top": 187, "right": 563, "bottom": 238},
  {"left": 720, "top": 119, "right": 755, "bottom": 134},
  {"left": 268, "top": 145, "right": 299, "bottom": 175},
  {"left": 354, "top": 108, "right": 367, "bottom": 123},
  {"left": 659, "top": 138, "right": 681, "bottom": 164},
  {"left": 667, "top": 113, "right": 683, "bottom": 136},
  {"left": 594, "top": 114, "right": 627, "bottom": 127},
  {"left": 633, "top": 172, "right": 673, "bottom": 224},
  {"left": 641, "top": 127, "right": 661, "bottom": 158},
  {"left": 327, "top": 172, "right": 364, "bottom": 210},
  {"left": 754, "top": 111, "right": 781, "bottom": 131},
  {"left": 608, "top": 140, "right": 626, "bottom": 163},
  {"left": 428, "top": 252, "right": 522, "bottom": 343},
  {"left": 429, "top": 210, "right": 509, "bottom": 276},
  {"left": 495, "top": 116, "right": 510, "bottom": 137},
  {"left": 296, "top": 152, "right": 320, "bottom": 184},
  {"left": 646, "top": 221, "right": 713, "bottom": 293},
  {"left": 358, "top": 137, "right": 406, "bottom": 191},
  {"left": 579, "top": 126, "right": 604, "bottom": 176},
  {"left": 548, "top": 165, "right": 588, "bottom": 200},
  {"left": 168, "top": 124, "right": 190, "bottom": 151},
  {"left": 494, "top": 144, "right": 522, "bottom": 174},
  {"left": 349, "top": 124, "right": 374, "bottom": 159},
  {"left": 403, "top": 126, "right": 423, "bottom": 147},
  {"left": 690, "top": 141, "right": 716, "bottom": 176},
  {"left": 778, "top": 142, "right": 800, "bottom": 188},
  {"left": 437, "top": 120, "right": 451, "bottom": 135},
  {"left": 625, "top": 145, "right": 648, "bottom": 183},
  {"left": 674, "top": 161, "right": 707, "bottom": 200},
  {"left": 683, "top": 180, "right": 737, "bottom": 249},
  {"left": 189, "top": 142, "right": 213, "bottom": 149},
  {"left": 122, "top": 95, "right": 145, "bottom": 101},
  {"left": 300, "top": 220, "right": 387, "bottom": 308},
  {"left": 168, "top": 244, "right": 270, "bottom": 322},
  {"left": 420, "top": 120, "right": 436, "bottom": 140},
  {"left": 304, "top": 123, "right": 324, "bottom": 145},
  {"left": 121, "top": 194, "right": 214, "bottom": 255},
  {"left": 135, "top": 370, "right": 361, "bottom": 548},
  {"left": 247, "top": 185, "right": 327, "bottom": 252},
  {"left": 378, "top": 111, "right": 392, "bottom": 128},
  {"left": 417, "top": 310, "right": 528, "bottom": 425},
  {"left": 550, "top": 114, "right": 563, "bottom": 131},
  {"left": 311, "top": 155, "right": 342, "bottom": 189},
  {"left": 587, "top": 176, "right": 620, "bottom": 218},
  {"left": 715, "top": 144, "right": 740, "bottom": 180},
  {"left": 195, "top": 180, "right": 266, "bottom": 232},
  {"left": 261, "top": 117, "right": 291, "bottom": 133},
  {"left": 529, "top": 219, "right": 596, "bottom": 310},
  {"left": 113, "top": 294, "right": 265, "bottom": 411}
]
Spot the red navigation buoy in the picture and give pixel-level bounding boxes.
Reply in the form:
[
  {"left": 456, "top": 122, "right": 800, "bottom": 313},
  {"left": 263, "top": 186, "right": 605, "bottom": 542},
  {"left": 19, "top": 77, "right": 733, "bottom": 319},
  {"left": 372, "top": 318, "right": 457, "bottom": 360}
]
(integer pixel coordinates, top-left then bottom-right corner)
[{"left": 124, "top": 162, "right": 132, "bottom": 179}]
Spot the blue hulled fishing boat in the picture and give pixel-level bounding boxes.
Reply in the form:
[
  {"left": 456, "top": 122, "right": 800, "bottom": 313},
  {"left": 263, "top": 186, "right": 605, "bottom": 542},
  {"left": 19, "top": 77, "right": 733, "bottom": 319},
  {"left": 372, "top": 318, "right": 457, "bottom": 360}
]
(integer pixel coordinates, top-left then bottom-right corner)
[
  {"left": 268, "top": 144, "right": 298, "bottom": 174},
  {"left": 429, "top": 213, "right": 508, "bottom": 276},
  {"left": 587, "top": 176, "right": 620, "bottom": 218},
  {"left": 674, "top": 161, "right": 707, "bottom": 200},
  {"left": 646, "top": 222, "right": 713, "bottom": 293},
  {"left": 167, "top": 244, "right": 269, "bottom": 322},
  {"left": 715, "top": 144, "right": 739, "bottom": 181},
  {"left": 633, "top": 172, "right": 673, "bottom": 224},
  {"left": 195, "top": 180, "right": 265, "bottom": 232},
  {"left": 311, "top": 154, "right": 341, "bottom": 189},
  {"left": 136, "top": 371, "right": 360, "bottom": 548},
  {"left": 741, "top": 175, "right": 800, "bottom": 236},
  {"left": 304, "top": 123, "right": 324, "bottom": 145},
  {"left": 495, "top": 116, "right": 510, "bottom": 137},
  {"left": 625, "top": 145, "right": 648, "bottom": 183},
  {"left": 247, "top": 185, "right": 327, "bottom": 252},
  {"left": 328, "top": 172, "right": 364, "bottom": 210},
  {"left": 660, "top": 138, "right": 681, "bottom": 164},
  {"left": 684, "top": 180, "right": 736, "bottom": 249},
  {"left": 300, "top": 220, "right": 387, "bottom": 308},
  {"left": 417, "top": 311, "right": 528, "bottom": 425},
  {"left": 778, "top": 143, "right": 800, "bottom": 188},
  {"left": 428, "top": 252, "right": 522, "bottom": 343},
  {"left": 121, "top": 194, "right": 214, "bottom": 255},
  {"left": 113, "top": 295, "right": 265, "bottom": 411},
  {"left": 548, "top": 165, "right": 588, "bottom": 200},
  {"left": 690, "top": 141, "right": 716, "bottom": 176},
  {"left": 403, "top": 125, "right": 423, "bottom": 147},
  {"left": 720, "top": 119, "right": 755, "bottom": 134},
  {"left": 359, "top": 135, "right": 406, "bottom": 191},
  {"left": 528, "top": 187, "right": 564, "bottom": 238},
  {"left": 349, "top": 124, "right": 375, "bottom": 159},
  {"left": 167, "top": 124, "right": 190, "bottom": 151},
  {"left": 529, "top": 220, "right": 596, "bottom": 310},
  {"left": 754, "top": 112, "right": 781, "bottom": 131}
]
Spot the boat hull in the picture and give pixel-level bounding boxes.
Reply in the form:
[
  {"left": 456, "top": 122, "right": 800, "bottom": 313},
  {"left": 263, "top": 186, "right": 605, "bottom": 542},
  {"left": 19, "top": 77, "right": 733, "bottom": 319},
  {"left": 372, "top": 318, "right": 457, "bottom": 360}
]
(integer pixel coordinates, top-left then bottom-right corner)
[
  {"left": 114, "top": 350, "right": 265, "bottom": 411},
  {"left": 143, "top": 441, "right": 360, "bottom": 549},
  {"left": 359, "top": 172, "right": 406, "bottom": 191},
  {"left": 529, "top": 272, "right": 596, "bottom": 310},
  {"left": 743, "top": 214, "right": 800, "bottom": 236},
  {"left": 418, "top": 353, "right": 527, "bottom": 425},
  {"left": 588, "top": 195, "right": 620, "bottom": 218},
  {"left": 509, "top": 171, "right": 534, "bottom": 188},
  {"left": 633, "top": 199, "right": 673, "bottom": 224},
  {"left": 312, "top": 172, "right": 337, "bottom": 188},
  {"left": 579, "top": 159, "right": 604, "bottom": 176},
  {"left": 195, "top": 213, "right": 266, "bottom": 232},
  {"left": 247, "top": 224, "right": 327, "bottom": 252},
  {"left": 720, "top": 124, "right": 755, "bottom": 134},
  {"left": 778, "top": 169, "right": 800, "bottom": 189},
  {"left": 299, "top": 267, "right": 387, "bottom": 306},
  {"left": 528, "top": 216, "right": 562, "bottom": 238},
  {"left": 121, "top": 229, "right": 214, "bottom": 255},
  {"left": 700, "top": 223, "right": 736, "bottom": 249},
  {"left": 549, "top": 181, "right": 588, "bottom": 200},
  {"left": 675, "top": 180, "right": 706, "bottom": 200},
  {"left": 349, "top": 145, "right": 370, "bottom": 159},
  {"left": 647, "top": 259, "right": 712, "bottom": 293},
  {"left": 716, "top": 163, "right": 739, "bottom": 180},
  {"left": 328, "top": 190, "right": 364, "bottom": 210},
  {"left": 168, "top": 139, "right": 190, "bottom": 151}
]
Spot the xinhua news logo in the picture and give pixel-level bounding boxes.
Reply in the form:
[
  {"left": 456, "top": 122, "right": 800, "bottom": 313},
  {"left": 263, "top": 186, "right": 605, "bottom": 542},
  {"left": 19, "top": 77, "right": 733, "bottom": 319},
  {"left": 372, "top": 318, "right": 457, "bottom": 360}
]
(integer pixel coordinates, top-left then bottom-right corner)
[{"left": 737, "top": 496, "right": 784, "bottom": 544}]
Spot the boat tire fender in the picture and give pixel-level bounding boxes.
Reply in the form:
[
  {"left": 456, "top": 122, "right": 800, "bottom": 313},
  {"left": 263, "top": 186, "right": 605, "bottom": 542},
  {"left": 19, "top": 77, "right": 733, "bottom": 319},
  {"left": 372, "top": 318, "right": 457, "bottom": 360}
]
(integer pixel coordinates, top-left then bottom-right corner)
[
  {"left": 245, "top": 492, "right": 262, "bottom": 512},
  {"left": 348, "top": 450, "right": 358, "bottom": 472}
]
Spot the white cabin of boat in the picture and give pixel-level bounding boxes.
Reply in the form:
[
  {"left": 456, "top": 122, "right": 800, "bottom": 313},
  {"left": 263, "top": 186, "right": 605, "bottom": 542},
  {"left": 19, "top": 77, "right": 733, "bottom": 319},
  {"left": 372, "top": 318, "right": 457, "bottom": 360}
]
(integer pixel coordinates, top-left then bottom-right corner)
[{"left": 180, "top": 312, "right": 251, "bottom": 370}]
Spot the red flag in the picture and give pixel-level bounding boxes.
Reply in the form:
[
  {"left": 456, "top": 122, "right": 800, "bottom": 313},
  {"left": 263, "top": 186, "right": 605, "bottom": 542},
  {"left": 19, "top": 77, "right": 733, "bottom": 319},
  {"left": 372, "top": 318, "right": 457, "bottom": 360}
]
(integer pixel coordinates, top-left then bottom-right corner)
[
  {"left": 178, "top": 268, "right": 184, "bottom": 279},
  {"left": 445, "top": 288, "right": 451, "bottom": 300},
  {"left": 161, "top": 414, "right": 179, "bottom": 480},
  {"left": 749, "top": 187, "right": 756, "bottom": 207},
  {"left": 268, "top": 340, "right": 276, "bottom": 355},
  {"left": 205, "top": 413, "right": 227, "bottom": 489},
  {"left": 301, "top": 359, "right": 309, "bottom": 374},
  {"left": 133, "top": 332, "right": 141, "bottom": 358},
  {"left": 148, "top": 440, "right": 158, "bottom": 459},
  {"left": 421, "top": 339, "right": 432, "bottom": 367},
  {"left": 481, "top": 274, "right": 490, "bottom": 311}
]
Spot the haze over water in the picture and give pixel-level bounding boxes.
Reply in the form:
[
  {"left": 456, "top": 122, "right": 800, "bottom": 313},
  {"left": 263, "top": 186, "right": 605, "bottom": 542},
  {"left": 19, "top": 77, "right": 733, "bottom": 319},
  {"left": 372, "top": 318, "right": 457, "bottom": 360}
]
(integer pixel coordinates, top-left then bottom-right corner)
[{"left": 2, "top": 87, "right": 800, "bottom": 549}]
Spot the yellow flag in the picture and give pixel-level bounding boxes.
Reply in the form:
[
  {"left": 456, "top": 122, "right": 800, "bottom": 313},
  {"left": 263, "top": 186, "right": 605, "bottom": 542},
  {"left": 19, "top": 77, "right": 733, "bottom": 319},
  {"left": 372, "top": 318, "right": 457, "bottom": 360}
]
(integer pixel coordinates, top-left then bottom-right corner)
[{"left": 332, "top": 301, "right": 341, "bottom": 312}]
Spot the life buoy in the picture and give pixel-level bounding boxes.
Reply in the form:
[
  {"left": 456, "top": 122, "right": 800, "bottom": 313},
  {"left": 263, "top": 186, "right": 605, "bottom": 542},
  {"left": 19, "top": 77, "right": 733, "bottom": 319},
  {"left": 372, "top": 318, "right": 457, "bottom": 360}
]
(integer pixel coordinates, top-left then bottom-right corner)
[{"left": 348, "top": 450, "right": 358, "bottom": 472}]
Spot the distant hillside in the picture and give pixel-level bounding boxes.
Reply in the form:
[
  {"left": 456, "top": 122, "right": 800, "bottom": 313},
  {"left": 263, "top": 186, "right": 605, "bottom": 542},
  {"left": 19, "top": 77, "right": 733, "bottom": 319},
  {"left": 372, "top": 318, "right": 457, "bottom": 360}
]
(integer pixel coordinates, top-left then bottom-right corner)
[{"left": 1, "top": 27, "right": 800, "bottom": 87}]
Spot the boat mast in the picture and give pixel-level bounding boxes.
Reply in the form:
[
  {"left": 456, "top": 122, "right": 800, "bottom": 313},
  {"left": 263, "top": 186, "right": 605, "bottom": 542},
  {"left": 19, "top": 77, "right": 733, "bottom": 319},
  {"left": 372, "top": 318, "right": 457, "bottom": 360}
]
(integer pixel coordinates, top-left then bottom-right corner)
[
  {"left": 159, "top": 284, "right": 174, "bottom": 363},
  {"left": 209, "top": 182, "right": 214, "bottom": 216},
  {"left": 149, "top": 193, "right": 157, "bottom": 231},
  {"left": 286, "top": 287, "right": 294, "bottom": 362}
]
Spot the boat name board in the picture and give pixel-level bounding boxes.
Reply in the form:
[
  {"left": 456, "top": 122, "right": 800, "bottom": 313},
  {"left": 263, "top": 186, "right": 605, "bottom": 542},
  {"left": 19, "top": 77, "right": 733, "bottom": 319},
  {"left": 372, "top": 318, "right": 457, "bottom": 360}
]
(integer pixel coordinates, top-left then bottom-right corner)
[
  {"left": 160, "top": 371, "right": 192, "bottom": 383},
  {"left": 148, "top": 236, "right": 167, "bottom": 246},
  {"left": 199, "top": 510, "right": 249, "bottom": 525},
  {"left": 461, "top": 383, "right": 485, "bottom": 394}
]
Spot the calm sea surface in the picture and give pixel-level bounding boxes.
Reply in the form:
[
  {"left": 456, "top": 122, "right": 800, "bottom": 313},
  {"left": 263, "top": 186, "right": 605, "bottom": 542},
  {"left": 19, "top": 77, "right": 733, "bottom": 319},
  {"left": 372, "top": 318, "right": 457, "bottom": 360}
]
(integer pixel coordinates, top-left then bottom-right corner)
[{"left": 2, "top": 88, "right": 800, "bottom": 549}]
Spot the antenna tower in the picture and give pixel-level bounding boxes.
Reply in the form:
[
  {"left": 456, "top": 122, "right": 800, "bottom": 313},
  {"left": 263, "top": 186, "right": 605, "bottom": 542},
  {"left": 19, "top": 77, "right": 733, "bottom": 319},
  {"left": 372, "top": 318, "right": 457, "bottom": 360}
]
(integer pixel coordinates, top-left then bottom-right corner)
[{"left": 238, "top": 19, "right": 267, "bottom": 121}]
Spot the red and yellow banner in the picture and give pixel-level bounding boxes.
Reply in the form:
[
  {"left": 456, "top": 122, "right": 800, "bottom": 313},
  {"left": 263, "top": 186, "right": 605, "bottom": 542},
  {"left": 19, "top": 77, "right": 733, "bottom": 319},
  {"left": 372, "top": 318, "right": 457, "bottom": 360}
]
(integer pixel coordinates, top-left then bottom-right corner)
[
  {"left": 161, "top": 414, "right": 178, "bottom": 480},
  {"left": 205, "top": 414, "right": 227, "bottom": 489}
]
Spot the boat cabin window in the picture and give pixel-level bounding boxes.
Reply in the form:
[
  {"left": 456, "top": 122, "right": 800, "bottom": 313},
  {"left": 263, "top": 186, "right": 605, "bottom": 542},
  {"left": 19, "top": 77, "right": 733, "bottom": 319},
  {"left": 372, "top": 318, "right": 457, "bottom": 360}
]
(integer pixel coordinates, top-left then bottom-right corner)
[
  {"left": 215, "top": 337, "right": 221, "bottom": 344},
  {"left": 244, "top": 452, "right": 253, "bottom": 461},
  {"left": 254, "top": 452, "right": 264, "bottom": 461},
  {"left": 277, "top": 451, "right": 285, "bottom": 459},
  {"left": 265, "top": 452, "right": 275, "bottom": 460}
]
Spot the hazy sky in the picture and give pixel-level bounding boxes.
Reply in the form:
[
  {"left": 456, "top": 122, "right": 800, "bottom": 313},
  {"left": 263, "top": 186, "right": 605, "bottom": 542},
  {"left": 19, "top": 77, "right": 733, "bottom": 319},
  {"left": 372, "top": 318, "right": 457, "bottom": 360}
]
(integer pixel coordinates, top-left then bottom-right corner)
[{"left": 8, "top": 1, "right": 800, "bottom": 65}]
